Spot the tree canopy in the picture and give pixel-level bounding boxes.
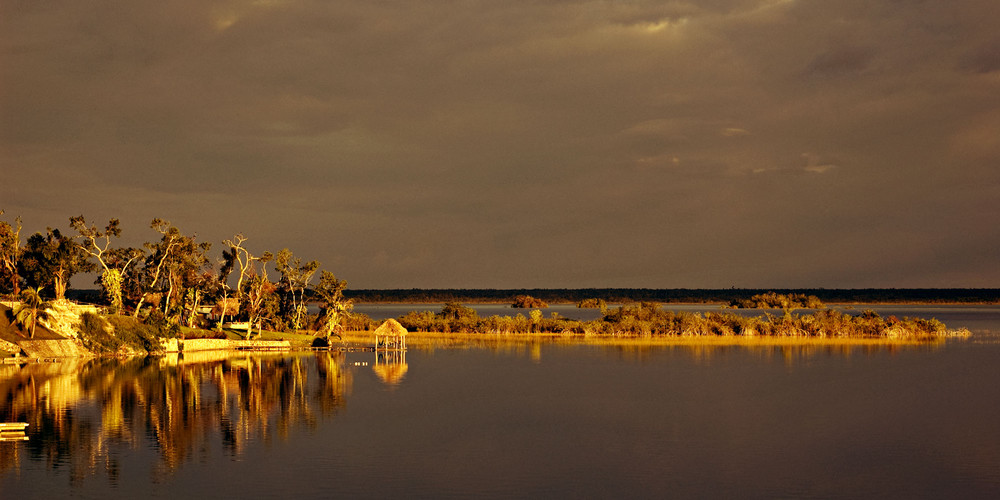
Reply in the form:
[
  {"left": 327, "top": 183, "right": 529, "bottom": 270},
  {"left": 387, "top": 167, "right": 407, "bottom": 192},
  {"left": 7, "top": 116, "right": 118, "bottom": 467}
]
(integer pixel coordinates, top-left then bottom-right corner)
[{"left": 1, "top": 213, "right": 351, "bottom": 338}]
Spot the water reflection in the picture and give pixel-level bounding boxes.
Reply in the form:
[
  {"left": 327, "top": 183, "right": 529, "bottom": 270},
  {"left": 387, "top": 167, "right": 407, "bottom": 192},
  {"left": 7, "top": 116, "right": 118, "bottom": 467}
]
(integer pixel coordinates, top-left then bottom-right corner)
[
  {"left": 594, "top": 339, "right": 946, "bottom": 366},
  {"left": 372, "top": 349, "right": 408, "bottom": 385},
  {"left": 0, "top": 336, "right": 975, "bottom": 494},
  {"left": 0, "top": 352, "right": 350, "bottom": 482},
  {"left": 407, "top": 335, "right": 948, "bottom": 367}
]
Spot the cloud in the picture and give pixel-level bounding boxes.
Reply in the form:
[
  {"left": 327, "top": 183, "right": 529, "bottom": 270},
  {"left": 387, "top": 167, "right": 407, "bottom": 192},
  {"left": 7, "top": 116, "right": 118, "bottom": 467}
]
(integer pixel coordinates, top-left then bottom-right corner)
[
  {"left": 960, "top": 39, "right": 1000, "bottom": 74},
  {"left": 721, "top": 127, "right": 751, "bottom": 137},
  {"left": 2, "top": 0, "right": 999, "bottom": 288},
  {"left": 801, "top": 153, "right": 838, "bottom": 174},
  {"left": 803, "top": 45, "right": 875, "bottom": 78}
]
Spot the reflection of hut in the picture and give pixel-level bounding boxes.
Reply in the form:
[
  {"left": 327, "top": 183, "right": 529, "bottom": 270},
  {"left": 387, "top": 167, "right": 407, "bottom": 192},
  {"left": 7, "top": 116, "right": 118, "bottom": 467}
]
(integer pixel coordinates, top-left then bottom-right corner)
[
  {"left": 373, "top": 349, "right": 408, "bottom": 385},
  {"left": 373, "top": 319, "right": 407, "bottom": 351}
]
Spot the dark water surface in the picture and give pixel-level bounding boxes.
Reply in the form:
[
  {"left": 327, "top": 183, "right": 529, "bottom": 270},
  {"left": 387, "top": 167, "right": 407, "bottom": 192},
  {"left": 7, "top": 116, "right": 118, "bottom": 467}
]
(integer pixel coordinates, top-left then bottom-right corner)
[{"left": 2, "top": 306, "right": 1000, "bottom": 499}]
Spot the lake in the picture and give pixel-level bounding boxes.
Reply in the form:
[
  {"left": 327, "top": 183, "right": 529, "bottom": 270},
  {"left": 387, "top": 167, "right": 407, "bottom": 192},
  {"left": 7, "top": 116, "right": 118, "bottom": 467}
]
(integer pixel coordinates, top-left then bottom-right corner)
[{"left": 2, "top": 305, "right": 1000, "bottom": 498}]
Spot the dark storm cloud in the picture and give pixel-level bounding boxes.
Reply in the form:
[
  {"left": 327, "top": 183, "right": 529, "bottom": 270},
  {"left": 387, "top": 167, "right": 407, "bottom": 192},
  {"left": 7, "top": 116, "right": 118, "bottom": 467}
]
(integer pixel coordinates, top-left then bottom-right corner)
[{"left": 2, "top": 0, "right": 998, "bottom": 288}]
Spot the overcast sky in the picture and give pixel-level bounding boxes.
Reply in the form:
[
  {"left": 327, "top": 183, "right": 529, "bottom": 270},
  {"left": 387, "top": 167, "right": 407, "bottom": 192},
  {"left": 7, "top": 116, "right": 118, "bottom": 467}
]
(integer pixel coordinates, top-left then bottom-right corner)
[{"left": 2, "top": 0, "right": 999, "bottom": 289}]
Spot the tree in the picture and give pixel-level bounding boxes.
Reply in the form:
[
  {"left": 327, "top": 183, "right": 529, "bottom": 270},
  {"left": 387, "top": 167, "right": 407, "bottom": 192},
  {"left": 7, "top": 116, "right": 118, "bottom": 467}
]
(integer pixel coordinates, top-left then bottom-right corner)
[
  {"left": 221, "top": 234, "right": 273, "bottom": 330},
  {"left": 105, "top": 246, "right": 146, "bottom": 313},
  {"left": 182, "top": 270, "right": 221, "bottom": 328},
  {"left": 0, "top": 210, "right": 22, "bottom": 296},
  {"left": 133, "top": 219, "right": 189, "bottom": 318},
  {"left": 236, "top": 252, "right": 274, "bottom": 337},
  {"left": 512, "top": 295, "right": 548, "bottom": 308},
  {"left": 12, "top": 286, "right": 51, "bottom": 338},
  {"left": 18, "top": 228, "right": 95, "bottom": 300},
  {"left": 221, "top": 234, "right": 253, "bottom": 306},
  {"left": 314, "top": 271, "right": 351, "bottom": 340},
  {"left": 160, "top": 235, "right": 212, "bottom": 323},
  {"left": 274, "top": 248, "right": 320, "bottom": 331},
  {"left": 530, "top": 309, "right": 543, "bottom": 333},
  {"left": 69, "top": 215, "right": 143, "bottom": 314}
]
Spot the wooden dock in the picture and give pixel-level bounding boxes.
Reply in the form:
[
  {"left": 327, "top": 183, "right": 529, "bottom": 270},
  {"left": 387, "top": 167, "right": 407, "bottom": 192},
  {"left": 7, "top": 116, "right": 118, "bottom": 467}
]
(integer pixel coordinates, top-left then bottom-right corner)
[{"left": 0, "top": 422, "right": 29, "bottom": 441}]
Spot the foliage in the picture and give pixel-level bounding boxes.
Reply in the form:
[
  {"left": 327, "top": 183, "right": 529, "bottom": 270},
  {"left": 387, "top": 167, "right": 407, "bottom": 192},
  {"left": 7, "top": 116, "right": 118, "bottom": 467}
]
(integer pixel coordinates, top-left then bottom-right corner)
[
  {"left": 139, "top": 309, "right": 181, "bottom": 338},
  {"left": 18, "top": 228, "right": 95, "bottom": 300},
  {"left": 11, "top": 286, "right": 51, "bottom": 338},
  {"left": 577, "top": 298, "right": 607, "bottom": 309},
  {"left": 440, "top": 302, "right": 478, "bottom": 321},
  {"left": 274, "top": 248, "right": 320, "bottom": 330},
  {"left": 106, "top": 314, "right": 169, "bottom": 353},
  {"left": 395, "top": 301, "right": 956, "bottom": 339},
  {"left": 0, "top": 210, "right": 22, "bottom": 296},
  {"left": 512, "top": 295, "right": 548, "bottom": 308},
  {"left": 342, "top": 312, "right": 375, "bottom": 332},
  {"left": 3, "top": 215, "right": 359, "bottom": 340},
  {"left": 76, "top": 311, "right": 122, "bottom": 354},
  {"left": 179, "top": 327, "right": 228, "bottom": 340},
  {"left": 70, "top": 215, "right": 143, "bottom": 313},
  {"left": 314, "top": 271, "right": 353, "bottom": 338},
  {"left": 729, "top": 292, "right": 825, "bottom": 310}
]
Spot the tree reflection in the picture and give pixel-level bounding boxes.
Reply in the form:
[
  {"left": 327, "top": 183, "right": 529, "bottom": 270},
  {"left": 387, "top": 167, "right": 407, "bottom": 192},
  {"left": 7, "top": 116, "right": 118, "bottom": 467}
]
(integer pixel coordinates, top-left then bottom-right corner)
[
  {"left": 0, "top": 352, "right": 351, "bottom": 482},
  {"left": 598, "top": 339, "right": 942, "bottom": 365}
]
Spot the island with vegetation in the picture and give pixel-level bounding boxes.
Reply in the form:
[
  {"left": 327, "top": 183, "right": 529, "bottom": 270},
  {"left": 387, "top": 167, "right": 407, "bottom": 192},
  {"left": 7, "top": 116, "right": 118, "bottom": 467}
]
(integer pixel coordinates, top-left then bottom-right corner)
[
  {"left": 0, "top": 211, "right": 974, "bottom": 359},
  {"left": 511, "top": 295, "right": 548, "bottom": 308},
  {"left": 728, "top": 292, "right": 826, "bottom": 310},
  {"left": 394, "top": 301, "right": 965, "bottom": 341}
]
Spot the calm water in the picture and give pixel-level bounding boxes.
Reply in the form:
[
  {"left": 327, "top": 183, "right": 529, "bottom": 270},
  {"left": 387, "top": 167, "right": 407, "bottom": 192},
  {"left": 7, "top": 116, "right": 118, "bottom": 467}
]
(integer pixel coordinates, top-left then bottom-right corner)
[{"left": 2, "top": 306, "right": 1000, "bottom": 499}]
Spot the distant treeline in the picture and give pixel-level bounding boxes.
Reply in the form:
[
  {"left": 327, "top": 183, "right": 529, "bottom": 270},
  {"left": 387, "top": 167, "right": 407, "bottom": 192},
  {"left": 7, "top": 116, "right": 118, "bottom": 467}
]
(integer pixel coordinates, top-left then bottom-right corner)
[{"left": 344, "top": 288, "right": 1000, "bottom": 304}]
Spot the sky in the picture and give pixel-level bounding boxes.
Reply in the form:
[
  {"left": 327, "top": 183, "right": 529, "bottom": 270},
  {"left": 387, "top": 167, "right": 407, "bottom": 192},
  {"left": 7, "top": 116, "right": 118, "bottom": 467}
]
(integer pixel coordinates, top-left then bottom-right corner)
[{"left": 2, "top": 0, "right": 999, "bottom": 289}]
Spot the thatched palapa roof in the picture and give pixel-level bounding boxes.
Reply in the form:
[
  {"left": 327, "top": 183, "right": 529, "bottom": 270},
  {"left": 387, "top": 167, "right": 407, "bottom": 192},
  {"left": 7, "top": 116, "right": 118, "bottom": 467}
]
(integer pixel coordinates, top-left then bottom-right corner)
[{"left": 374, "top": 318, "right": 408, "bottom": 337}]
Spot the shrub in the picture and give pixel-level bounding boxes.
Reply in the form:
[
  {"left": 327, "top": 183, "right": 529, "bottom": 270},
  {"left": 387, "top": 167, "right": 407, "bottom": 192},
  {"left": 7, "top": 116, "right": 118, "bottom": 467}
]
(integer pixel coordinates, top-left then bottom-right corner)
[
  {"left": 106, "top": 315, "right": 165, "bottom": 353},
  {"left": 76, "top": 312, "right": 122, "bottom": 354},
  {"left": 511, "top": 295, "right": 548, "bottom": 308},
  {"left": 181, "top": 329, "right": 228, "bottom": 340},
  {"left": 343, "top": 312, "right": 376, "bottom": 331},
  {"left": 576, "top": 298, "right": 606, "bottom": 309},
  {"left": 142, "top": 309, "right": 181, "bottom": 338},
  {"left": 729, "top": 292, "right": 825, "bottom": 310}
]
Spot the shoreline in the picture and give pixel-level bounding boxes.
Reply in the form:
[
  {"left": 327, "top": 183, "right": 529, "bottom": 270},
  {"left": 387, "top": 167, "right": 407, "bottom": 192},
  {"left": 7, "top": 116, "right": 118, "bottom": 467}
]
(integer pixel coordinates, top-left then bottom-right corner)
[
  {"left": 336, "top": 329, "right": 965, "bottom": 348},
  {"left": 0, "top": 300, "right": 979, "bottom": 360}
]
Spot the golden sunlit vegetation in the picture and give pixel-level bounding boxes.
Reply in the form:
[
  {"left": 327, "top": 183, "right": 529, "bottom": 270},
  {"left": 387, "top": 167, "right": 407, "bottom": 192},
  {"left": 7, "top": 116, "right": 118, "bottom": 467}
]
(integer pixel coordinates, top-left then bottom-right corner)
[
  {"left": 576, "top": 298, "right": 607, "bottom": 309},
  {"left": 0, "top": 212, "right": 975, "bottom": 355},
  {"left": 397, "top": 302, "right": 967, "bottom": 341},
  {"left": 511, "top": 295, "right": 548, "bottom": 308},
  {"left": 728, "top": 292, "right": 825, "bottom": 309},
  {"left": 0, "top": 213, "right": 357, "bottom": 345},
  {"left": 343, "top": 288, "right": 1000, "bottom": 304}
]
